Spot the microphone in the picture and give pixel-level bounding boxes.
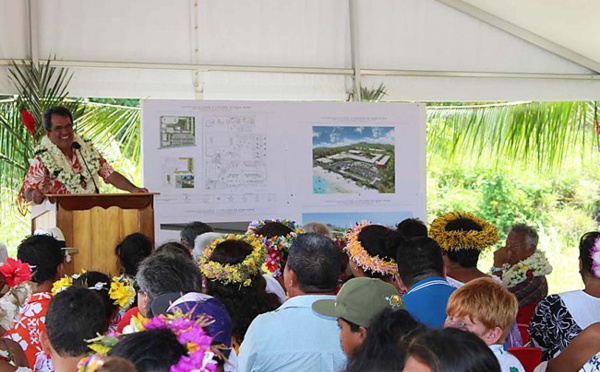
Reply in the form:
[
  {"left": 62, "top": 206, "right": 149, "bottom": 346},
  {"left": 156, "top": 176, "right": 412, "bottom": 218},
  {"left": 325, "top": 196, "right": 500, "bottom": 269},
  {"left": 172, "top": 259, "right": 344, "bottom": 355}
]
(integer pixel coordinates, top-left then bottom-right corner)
[{"left": 72, "top": 141, "right": 100, "bottom": 193}]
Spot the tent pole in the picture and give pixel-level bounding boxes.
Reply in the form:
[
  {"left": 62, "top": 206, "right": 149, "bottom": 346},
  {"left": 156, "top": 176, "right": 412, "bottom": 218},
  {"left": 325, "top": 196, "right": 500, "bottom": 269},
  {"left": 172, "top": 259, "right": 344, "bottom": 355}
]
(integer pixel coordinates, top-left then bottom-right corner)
[{"left": 349, "top": 0, "right": 362, "bottom": 101}]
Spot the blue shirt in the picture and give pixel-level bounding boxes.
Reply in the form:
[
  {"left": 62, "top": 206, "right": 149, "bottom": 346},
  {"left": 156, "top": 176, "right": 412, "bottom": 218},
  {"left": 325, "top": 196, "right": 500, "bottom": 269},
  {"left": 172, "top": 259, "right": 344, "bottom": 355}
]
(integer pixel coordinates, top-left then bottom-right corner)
[
  {"left": 403, "top": 276, "right": 456, "bottom": 328},
  {"left": 238, "top": 294, "right": 347, "bottom": 372}
]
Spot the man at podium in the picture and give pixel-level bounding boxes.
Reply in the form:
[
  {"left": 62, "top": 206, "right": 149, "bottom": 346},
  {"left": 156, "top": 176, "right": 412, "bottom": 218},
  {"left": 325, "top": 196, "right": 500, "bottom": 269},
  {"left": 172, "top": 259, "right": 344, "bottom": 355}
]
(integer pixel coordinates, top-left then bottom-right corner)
[{"left": 22, "top": 106, "right": 148, "bottom": 204}]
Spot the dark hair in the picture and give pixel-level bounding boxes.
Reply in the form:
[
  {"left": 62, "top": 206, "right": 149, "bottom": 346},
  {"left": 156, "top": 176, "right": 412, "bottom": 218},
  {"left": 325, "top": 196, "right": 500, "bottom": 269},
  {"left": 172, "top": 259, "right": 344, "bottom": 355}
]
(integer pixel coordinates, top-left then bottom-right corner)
[
  {"left": 254, "top": 221, "right": 293, "bottom": 238},
  {"left": 348, "top": 309, "right": 425, "bottom": 372},
  {"left": 396, "top": 218, "right": 428, "bottom": 239},
  {"left": 17, "top": 235, "right": 63, "bottom": 283},
  {"left": 287, "top": 233, "right": 340, "bottom": 293},
  {"left": 43, "top": 106, "right": 73, "bottom": 131},
  {"left": 154, "top": 242, "right": 193, "bottom": 260},
  {"left": 72, "top": 271, "right": 118, "bottom": 323},
  {"left": 407, "top": 328, "right": 500, "bottom": 372},
  {"left": 339, "top": 317, "right": 361, "bottom": 333},
  {"left": 444, "top": 217, "right": 483, "bottom": 268},
  {"left": 115, "top": 233, "right": 153, "bottom": 277},
  {"left": 356, "top": 225, "right": 399, "bottom": 279},
  {"left": 180, "top": 221, "right": 214, "bottom": 248},
  {"left": 108, "top": 329, "right": 187, "bottom": 372},
  {"left": 396, "top": 237, "right": 444, "bottom": 288},
  {"left": 136, "top": 253, "right": 202, "bottom": 316},
  {"left": 580, "top": 231, "right": 600, "bottom": 277},
  {"left": 46, "top": 287, "right": 108, "bottom": 357},
  {"left": 204, "top": 239, "right": 280, "bottom": 343}
]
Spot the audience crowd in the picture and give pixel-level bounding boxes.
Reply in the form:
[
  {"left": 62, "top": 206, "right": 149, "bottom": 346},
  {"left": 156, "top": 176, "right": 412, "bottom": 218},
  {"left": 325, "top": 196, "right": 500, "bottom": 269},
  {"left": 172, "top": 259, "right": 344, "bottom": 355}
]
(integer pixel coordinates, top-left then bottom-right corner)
[{"left": 0, "top": 214, "right": 597, "bottom": 372}]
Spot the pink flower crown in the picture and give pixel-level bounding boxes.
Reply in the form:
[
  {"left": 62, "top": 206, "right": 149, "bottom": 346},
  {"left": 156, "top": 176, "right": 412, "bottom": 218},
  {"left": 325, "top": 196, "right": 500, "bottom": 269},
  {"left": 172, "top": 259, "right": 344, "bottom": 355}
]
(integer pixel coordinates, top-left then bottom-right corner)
[
  {"left": 591, "top": 236, "right": 600, "bottom": 279},
  {"left": 81, "top": 311, "right": 220, "bottom": 372},
  {"left": 343, "top": 221, "right": 398, "bottom": 276},
  {"left": 246, "top": 219, "right": 304, "bottom": 277}
]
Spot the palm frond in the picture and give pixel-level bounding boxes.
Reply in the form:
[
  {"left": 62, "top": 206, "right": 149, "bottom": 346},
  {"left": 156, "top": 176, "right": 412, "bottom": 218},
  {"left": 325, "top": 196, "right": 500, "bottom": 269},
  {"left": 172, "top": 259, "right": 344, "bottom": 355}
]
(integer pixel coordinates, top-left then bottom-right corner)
[{"left": 426, "top": 101, "right": 600, "bottom": 172}]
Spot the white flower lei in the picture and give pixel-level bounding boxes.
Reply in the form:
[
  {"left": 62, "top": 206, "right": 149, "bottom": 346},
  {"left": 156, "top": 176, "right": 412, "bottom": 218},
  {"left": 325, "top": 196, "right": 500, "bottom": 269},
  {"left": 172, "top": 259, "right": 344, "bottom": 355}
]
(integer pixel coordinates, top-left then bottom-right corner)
[
  {"left": 502, "top": 249, "right": 553, "bottom": 288},
  {"left": 35, "top": 134, "right": 101, "bottom": 194}
]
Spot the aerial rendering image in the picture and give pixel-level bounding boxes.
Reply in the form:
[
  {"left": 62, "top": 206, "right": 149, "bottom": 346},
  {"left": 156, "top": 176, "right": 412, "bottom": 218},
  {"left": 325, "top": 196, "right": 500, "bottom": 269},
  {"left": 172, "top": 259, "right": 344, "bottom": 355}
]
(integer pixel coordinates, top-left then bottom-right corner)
[{"left": 312, "top": 126, "right": 395, "bottom": 194}]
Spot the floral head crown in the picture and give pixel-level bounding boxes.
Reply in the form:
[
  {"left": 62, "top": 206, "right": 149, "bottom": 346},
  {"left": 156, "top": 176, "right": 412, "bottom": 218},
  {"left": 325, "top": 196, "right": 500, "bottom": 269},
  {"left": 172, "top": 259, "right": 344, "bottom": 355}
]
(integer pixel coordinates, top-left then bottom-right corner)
[
  {"left": 344, "top": 221, "right": 398, "bottom": 276},
  {"left": 429, "top": 212, "right": 498, "bottom": 251},
  {"left": 199, "top": 234, "right": 267, "bottom": 287},
  {"left": 81, "top": 311, "right": 219, "bottom": 372},
  {"left": 591, "top": 237, "right": 600, "bottom": 279},
  {"left": 0, "top": 258, "right": 33, "bottom": 331},
  {"left": 246, "top": 219, "right": 305, "bottom": 277},
  {"left": 52, "top": 271, "right": 136, "bottom": 310}
]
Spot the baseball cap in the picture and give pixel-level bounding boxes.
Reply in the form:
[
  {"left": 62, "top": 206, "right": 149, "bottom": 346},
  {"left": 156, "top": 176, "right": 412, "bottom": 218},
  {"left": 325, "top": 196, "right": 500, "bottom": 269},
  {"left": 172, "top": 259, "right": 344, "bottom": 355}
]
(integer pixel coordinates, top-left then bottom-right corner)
[
  {"left": 312, "top": 277, "right": 404, "bottom": 327},
  {"left": 151, "top": 292, "right": 233, "bottom": 355}
]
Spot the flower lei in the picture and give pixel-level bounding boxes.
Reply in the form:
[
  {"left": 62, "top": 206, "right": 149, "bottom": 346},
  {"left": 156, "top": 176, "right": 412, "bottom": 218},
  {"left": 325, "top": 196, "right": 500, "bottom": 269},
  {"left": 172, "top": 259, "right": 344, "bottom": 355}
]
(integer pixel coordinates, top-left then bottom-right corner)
[
  {"left": 35, "top": 134, "right": 101, "bottom": 194},
  {"left": 52, "top": 271, "right": 136, "bottom": 310},
  {"left": 429, "top": 211, "right": 499, "bottom": 251},
  {"left": 246, "top": 219, "right": 304, "bottom": 277},
  {"left": 502, "top": 250, "right": 553, "bottom": 288},
  {"left": 81, "top": 311, "right": 218, "bottom": 372},
  {"left": 591, "top": 236, "right": 600, "bottom": 278},
  {"left": 344, "top": 221, "right": 398, "bottom": 276},
  {"left": 0, "top": 258, "right": 33, "bottom": 331},
  {"left": 199, "top": 234, "right": 267, "bottom": 287}
]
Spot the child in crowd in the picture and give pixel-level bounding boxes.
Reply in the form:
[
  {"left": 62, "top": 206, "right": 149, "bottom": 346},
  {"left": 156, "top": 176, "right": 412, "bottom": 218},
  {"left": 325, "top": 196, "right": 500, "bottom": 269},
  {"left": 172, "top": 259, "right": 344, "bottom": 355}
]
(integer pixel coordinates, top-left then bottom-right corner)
[
  {"left": 312, "top": 277, "right": 404, "bottom": 358},
  {"left": 40, "top": 287, "right": 108, "bottom": 372},
  {"left": 444, "top": 277, "right": 525, "bottom": 372}
]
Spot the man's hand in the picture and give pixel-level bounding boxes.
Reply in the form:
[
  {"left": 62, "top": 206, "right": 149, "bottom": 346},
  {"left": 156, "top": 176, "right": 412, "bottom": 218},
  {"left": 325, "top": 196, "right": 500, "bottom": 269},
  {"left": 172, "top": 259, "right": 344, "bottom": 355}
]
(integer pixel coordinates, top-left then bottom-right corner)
[
  {"left": 493, "top": 245, "right": 510, "bottom": 268},
  {"left": 25, "top": 188, "right": 45, "bottom": 204},
  {"left": 130, "top": 187, "right": 149, "bottom": 193}
]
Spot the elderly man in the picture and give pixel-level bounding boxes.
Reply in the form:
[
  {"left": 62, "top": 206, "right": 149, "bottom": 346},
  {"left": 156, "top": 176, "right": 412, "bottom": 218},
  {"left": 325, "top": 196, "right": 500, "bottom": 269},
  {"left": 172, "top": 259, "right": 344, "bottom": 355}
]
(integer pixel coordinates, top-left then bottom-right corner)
[
  {"left": 492, "top": 223, "right": 552, "bottom": 308},
  {"left": 23, "top": 106, "right": 147, "bottom": 204},
  {"left": 135, "top": 252, "right": 203, "bottom": 318},
  {"left": 238, "top": 233, "right": 346, "bottom": 372}
]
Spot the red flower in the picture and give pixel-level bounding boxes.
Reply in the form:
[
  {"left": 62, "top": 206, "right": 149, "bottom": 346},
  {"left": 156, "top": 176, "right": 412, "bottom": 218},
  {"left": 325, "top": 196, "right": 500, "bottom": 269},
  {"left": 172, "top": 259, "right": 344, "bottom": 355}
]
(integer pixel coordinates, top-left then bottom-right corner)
[
  {"left": 0, "top": 258, "right": 32, "bottom": 287},
  {"left": 526, "top": 269, "right": 534, "bottom": 279},
  {"left": 21, "top": 110, "right": 36, "bottom": 138}
]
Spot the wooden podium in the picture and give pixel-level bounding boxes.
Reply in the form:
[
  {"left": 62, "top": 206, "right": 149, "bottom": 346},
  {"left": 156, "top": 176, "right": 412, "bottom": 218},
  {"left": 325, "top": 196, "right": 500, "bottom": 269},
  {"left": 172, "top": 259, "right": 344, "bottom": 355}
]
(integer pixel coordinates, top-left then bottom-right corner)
[{"left": 30, "top": 193, "right": 157, "bottom": 276}]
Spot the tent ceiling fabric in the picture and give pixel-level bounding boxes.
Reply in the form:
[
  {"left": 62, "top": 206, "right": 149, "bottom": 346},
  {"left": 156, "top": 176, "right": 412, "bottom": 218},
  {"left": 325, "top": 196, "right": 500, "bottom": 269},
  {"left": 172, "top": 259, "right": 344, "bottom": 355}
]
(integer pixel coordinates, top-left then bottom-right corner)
[{"left": 1, "top": 0, "right": 599, "bottom": 100}]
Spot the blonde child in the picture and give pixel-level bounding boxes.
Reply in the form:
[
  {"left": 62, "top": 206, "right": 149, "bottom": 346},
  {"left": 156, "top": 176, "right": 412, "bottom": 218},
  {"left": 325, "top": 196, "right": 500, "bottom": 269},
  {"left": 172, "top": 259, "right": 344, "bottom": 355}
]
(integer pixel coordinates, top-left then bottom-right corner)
[{"left": 444, "top": 277, "right": 525, "bottom": 372}]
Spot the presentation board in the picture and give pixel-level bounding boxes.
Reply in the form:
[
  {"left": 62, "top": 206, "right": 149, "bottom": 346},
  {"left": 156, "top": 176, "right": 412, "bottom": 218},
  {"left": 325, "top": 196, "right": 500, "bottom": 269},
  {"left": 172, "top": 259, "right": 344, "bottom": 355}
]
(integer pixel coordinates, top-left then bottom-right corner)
[{"left": 142, "top": 100, "right": 426, "bottom": 243}]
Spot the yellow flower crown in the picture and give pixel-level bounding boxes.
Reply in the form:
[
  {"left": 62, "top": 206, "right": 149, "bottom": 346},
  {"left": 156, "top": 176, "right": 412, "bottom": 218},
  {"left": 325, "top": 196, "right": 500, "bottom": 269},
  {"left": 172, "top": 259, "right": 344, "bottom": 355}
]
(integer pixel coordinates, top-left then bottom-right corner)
[
  {"left": 343, "top": 221, "right": 398, "bottom": 276},
  {"left": 198, "top": 234, "right": 267, "bottom": 287},
  {"left": 51, "top": 271, "right": 135, "bottom": 310},
  {"left": 429, "top": 211, "right": 499, "bottom": 251}
]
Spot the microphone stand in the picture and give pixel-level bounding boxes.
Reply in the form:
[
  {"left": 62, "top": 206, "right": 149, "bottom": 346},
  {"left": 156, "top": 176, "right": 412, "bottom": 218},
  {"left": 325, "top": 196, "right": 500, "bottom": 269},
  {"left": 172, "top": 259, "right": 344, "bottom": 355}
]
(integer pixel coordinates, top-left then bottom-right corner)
[{"left": 72, "top": 142, "right": 100, "bottom": 194}]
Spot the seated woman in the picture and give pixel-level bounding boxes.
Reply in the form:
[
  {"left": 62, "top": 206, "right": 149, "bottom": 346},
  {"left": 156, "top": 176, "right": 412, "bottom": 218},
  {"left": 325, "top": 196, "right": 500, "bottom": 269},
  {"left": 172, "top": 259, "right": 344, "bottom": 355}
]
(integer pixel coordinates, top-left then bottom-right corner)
[
  {"left": 246, "top": 218, "right": 303, "bottom": 302},
  {"left": 107, "top": 313, "right": 220, "bottom": 372},
  {"left": 404, "top": 327, "right": 501, "bottom": 372},
  {"left": 429, "top": 211, "right": 499, "bottom": 286},
  {"left": 114, "top": 232, "right": 153, "bottom": 279},
  {"left": 199, "top": 234, "right": 281, "bottom": 352},
  {"left": 529, "top": 231, "right": 600, "bottom": 361},
  {"left": 535, "top": 322, "right": 600, "bottom": 372},
  {"left": 343, "top": 221, "right": 400, "bottom": 291}
]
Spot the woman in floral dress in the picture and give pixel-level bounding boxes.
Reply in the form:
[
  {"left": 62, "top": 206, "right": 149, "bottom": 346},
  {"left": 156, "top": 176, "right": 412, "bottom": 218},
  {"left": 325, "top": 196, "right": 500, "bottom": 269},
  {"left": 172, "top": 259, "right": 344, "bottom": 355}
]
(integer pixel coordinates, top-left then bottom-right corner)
[{"left": 529, "top": 232, "right": 600, "bottom": 361}]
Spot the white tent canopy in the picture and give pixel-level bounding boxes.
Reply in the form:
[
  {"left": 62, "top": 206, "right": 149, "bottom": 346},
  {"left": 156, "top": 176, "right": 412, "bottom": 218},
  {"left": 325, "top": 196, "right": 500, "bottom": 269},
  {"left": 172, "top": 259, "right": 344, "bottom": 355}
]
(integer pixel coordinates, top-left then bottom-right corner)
[{"left": 1, "top": 0, "right": 599, "bottom": 101}]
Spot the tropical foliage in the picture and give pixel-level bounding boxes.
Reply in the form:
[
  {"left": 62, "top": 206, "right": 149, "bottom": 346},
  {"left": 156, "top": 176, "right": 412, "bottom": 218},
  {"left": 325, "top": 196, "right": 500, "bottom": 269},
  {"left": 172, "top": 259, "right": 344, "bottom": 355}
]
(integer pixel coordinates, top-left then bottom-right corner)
[{"left": 427, "top": 101, "right": 600, "bottom": 172}]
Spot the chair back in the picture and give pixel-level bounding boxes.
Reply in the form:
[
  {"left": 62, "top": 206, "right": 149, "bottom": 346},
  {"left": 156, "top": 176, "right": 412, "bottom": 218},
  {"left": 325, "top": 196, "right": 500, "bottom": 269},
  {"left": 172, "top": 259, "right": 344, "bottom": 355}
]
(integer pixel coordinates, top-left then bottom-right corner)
[
  {"left": 517, "top": 323, "right": 530, "bottom": 344},
  {"left": 508, "top": 347, "right": 542, "bottom": 372},
  {"left": 517, "top": 301, "right": 538, "bottom": 325}
]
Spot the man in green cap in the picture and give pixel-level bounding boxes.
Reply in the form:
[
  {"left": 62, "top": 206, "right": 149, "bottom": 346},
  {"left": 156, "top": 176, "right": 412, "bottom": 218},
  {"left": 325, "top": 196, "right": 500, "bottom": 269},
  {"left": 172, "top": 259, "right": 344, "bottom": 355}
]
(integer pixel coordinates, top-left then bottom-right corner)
[{"left": 312, "top": 277, "right": 404, "bottom": 358}]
